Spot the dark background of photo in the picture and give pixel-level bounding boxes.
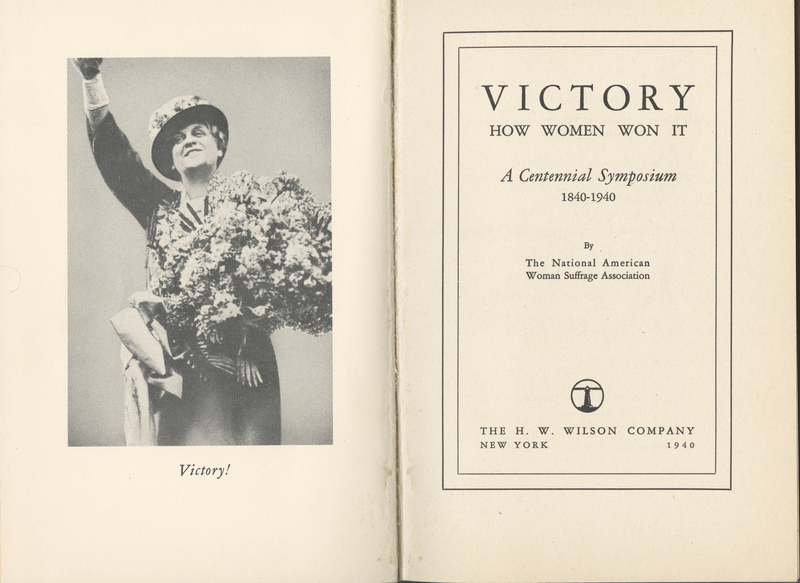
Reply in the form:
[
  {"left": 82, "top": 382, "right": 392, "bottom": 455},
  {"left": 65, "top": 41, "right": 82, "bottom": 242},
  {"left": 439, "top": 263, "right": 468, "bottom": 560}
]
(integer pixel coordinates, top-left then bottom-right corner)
[{"left": 68, "top": 57, "right": 332, "bottom": 446}]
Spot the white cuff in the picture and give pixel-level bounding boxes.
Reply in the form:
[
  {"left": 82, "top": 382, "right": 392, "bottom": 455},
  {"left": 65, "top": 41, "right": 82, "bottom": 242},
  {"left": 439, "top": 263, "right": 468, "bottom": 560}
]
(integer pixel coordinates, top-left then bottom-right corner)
[{"left": 82, "top": 74, "right": 109, "bottom": 111}]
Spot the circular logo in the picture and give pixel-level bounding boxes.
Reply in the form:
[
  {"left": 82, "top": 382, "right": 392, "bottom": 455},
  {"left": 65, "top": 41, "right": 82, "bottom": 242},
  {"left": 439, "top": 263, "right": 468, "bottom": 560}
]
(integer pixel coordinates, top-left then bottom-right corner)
[{"left": 571, "top": 379, "right": 604, "bottom": 412}]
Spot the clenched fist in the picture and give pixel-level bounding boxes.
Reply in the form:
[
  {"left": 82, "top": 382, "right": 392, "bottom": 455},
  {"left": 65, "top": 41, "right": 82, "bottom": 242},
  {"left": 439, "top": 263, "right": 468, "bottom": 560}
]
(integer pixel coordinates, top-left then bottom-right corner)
[{"left": 70, "top": 58, "right": 103, "bottom": 80}]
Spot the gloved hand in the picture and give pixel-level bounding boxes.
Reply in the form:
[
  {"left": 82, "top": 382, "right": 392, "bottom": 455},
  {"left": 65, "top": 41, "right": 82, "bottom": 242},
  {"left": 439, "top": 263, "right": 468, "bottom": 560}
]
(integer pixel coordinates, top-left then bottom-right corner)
[{"left": 70, "top": 58, "right": 103, "bottom": 80}]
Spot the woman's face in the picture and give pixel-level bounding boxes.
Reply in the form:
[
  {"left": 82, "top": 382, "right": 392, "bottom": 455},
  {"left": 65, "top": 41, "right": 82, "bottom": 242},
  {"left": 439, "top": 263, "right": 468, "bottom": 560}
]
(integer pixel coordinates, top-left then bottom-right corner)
[{"left": 171, "top": 123, "right": 222, "bottom": 179}]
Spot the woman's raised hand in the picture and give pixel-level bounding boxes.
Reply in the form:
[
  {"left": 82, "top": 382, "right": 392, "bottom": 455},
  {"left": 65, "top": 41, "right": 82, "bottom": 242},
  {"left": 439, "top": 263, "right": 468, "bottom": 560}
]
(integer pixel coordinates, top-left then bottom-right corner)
[{"left": 70, "top": 58, "right": 103, "bottom": 80}]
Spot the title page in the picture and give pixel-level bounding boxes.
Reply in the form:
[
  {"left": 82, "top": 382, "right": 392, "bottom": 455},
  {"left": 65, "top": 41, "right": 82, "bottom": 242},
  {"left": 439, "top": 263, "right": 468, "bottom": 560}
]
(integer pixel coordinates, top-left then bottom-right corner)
[
  {"left": 396, "top": 1, "right": 796, "bottom": 581},
  {"left": 443, "top": 31, "right": 731, "bottom": 490}
]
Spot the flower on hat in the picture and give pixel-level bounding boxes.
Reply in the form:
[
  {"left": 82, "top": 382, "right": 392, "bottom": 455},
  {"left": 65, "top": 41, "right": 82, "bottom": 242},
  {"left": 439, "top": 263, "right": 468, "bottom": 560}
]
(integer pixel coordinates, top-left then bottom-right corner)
[{"left": 148, "top": 96, "right": 208, "bottom": 142}]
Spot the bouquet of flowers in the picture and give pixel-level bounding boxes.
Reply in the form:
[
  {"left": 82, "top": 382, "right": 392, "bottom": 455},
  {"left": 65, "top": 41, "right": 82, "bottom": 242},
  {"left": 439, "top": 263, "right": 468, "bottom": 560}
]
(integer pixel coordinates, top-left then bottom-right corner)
[{"left": 152, "top": 171, "right": 332, "bottom": 386}]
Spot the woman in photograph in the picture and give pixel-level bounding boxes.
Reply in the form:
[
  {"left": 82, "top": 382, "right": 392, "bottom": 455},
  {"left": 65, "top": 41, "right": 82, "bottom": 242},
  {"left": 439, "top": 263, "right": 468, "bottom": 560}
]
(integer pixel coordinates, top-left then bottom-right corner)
[{"left": 72, "top": 58, "right": 282, "bottom": 446}]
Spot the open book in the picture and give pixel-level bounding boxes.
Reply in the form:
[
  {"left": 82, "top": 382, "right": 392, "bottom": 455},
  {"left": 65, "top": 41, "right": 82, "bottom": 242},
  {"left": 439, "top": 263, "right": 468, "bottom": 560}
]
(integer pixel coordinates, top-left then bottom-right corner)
[{"left": 0, "top": 0, "right": 797, "bottom": 581}]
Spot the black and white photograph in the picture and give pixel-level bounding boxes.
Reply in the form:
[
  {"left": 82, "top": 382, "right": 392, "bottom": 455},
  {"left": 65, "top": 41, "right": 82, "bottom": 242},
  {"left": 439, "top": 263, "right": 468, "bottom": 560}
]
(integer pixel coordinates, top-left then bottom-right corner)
[{"left": 68, "top": 58, "right": 332, "bottom": 446}]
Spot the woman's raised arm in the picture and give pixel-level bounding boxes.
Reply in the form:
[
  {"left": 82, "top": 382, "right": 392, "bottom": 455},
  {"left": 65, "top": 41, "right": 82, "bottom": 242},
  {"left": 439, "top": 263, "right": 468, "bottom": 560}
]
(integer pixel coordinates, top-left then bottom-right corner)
[
  {"left": 70, "top": 58, "right": 108, "bottom": 130},
  {"left": 71, "top": 58, "right": 177, "bottom": 230}
]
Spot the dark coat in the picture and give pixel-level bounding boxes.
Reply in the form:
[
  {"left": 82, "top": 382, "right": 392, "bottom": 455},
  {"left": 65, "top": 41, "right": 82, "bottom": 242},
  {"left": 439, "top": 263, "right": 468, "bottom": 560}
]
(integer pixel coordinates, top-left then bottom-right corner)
[{"left": 89, "top": 113, "right": 281, "bottom": 445}]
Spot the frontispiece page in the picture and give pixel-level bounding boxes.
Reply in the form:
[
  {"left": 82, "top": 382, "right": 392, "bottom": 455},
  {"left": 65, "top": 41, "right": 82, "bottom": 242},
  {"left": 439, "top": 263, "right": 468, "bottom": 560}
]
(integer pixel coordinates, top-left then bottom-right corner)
[
  {"left": 395, "top": 1, "right": 797, "bottom": 581},
  {"left": 0, "top": 1, "right": 396, "bottom": 582}
]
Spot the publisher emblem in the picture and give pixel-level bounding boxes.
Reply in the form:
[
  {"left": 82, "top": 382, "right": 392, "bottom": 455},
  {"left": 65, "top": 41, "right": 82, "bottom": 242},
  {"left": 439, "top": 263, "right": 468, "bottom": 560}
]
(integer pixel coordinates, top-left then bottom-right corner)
[{"left": 571, "top": 379, "right": 604, "bottom": 412}]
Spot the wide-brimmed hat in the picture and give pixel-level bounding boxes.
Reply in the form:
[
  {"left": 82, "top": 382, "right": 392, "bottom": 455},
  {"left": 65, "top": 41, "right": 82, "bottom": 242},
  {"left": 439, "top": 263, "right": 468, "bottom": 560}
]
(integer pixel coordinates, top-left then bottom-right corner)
[{"left": 149, "top": 95, "right": 228, "bottom": 181}]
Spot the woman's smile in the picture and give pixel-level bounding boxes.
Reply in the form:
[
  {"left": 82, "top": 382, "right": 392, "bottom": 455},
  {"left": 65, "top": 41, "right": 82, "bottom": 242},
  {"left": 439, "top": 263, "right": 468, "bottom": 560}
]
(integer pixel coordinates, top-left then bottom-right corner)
[{"left": 171, "top": 123, "right": 221, "bottom": 176}]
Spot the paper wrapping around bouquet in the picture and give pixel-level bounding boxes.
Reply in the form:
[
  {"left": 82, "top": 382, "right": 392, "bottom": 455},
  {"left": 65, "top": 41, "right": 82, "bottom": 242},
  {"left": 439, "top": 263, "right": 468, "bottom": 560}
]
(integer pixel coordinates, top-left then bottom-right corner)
[
  {"left": 113, "top": 295, "right": 184, "bottom": 446},
  {"left": 121, "top": 356, "right": 158, "bottom": 446},
  {"left": 111, "top": 307, "right": 166, "bottom": 376}
]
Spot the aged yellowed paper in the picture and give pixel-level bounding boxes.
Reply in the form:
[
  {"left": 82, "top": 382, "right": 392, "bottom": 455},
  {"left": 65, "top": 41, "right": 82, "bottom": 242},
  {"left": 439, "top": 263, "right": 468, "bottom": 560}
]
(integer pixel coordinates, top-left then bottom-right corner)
[
  {"left": 395, "top": 0, "right": 796, "bottom": 581},
  {"left": 441, "top": 31, "right": 731, "bottom": 490},
  {"left": 0, "top": 1, "right": 396, "bottom": 582}
]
